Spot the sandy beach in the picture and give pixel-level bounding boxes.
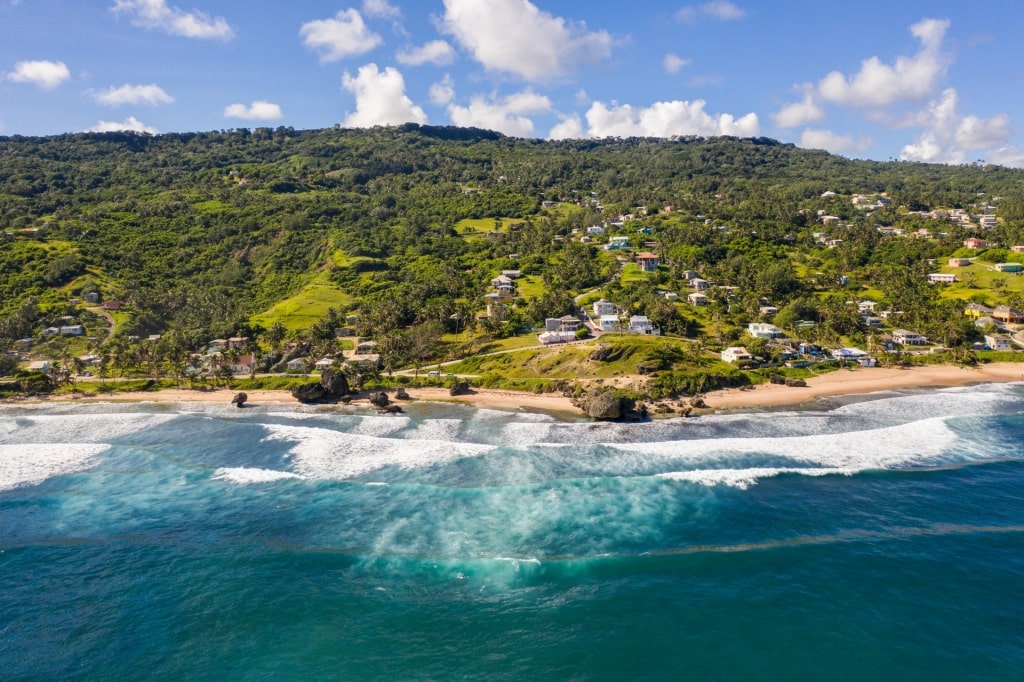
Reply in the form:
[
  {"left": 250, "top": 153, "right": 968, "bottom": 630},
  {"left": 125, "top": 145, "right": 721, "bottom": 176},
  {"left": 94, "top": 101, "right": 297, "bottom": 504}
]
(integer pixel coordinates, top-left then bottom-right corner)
[
  {"left": 9, "top": 362, "right": 1024, "bottom": 414},
  {"left": 23, "top": 385, "right": 581, "bottom": 414},
  {"left": 702, "top": 362, "right": 1024, "bottom": 410}
]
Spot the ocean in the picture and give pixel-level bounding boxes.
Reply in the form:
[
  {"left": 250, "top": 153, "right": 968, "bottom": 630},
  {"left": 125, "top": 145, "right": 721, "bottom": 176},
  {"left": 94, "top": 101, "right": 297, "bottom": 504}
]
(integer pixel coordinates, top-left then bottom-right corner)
[{"left": 2, "top": 384, "right": 1023, "bottom": 681}]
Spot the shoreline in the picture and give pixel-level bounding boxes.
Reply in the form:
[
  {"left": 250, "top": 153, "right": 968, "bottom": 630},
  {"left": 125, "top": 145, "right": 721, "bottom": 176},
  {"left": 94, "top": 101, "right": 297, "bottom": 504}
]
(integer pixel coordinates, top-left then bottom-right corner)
[
  {"left": 701, "top": 362, "right": 1024, "bottom": 410},
  {"left": 5, "top": 362, "right": 1023, "bottom": 416}
]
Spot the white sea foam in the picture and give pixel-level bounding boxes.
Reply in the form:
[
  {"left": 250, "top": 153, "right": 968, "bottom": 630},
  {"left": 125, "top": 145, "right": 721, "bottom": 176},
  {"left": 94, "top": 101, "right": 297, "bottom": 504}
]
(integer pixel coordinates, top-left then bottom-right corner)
[
  {"left": 347, "top": 415, "right": 411, "bottom": 437},
  {"left": 401, "top": 418, "right": 463, "bottom": 442},
  {"left": 658, "top": 467, "right": 855, "bottom": 490},
  {"left": 0, "top": 412, "right": 178, "bottom": 445},
  {"left": 607, "top": 417, "right": 960, "bottom": 471},
  {"left": 0, "top": 443, "right": 108, "bottom": 491},
  {"left": 262, "top": 423, "right": 495, "bottom": 480},
  {"left": 211, "top": 467, "right": 304, "bottom": 484}
]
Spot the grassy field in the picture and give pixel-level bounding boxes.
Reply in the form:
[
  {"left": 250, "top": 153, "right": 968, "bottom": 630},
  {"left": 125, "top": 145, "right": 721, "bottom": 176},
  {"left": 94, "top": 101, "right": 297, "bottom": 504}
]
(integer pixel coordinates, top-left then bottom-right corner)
[
  {"left": 250, "top": 271, "right": 350, "bottom": 331},
  {"left": 935, "top": 262, "right": 1024, "bottom": 303},
  {"left": 515, "top": 274, "right": 547, "bottom": 298},
  {"left": 454, "top": 217, "right": 521, "bottom": 238}
]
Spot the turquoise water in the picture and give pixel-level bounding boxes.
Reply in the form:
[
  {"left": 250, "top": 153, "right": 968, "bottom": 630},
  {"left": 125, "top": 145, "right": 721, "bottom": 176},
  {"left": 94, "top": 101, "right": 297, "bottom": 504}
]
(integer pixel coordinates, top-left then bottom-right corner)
[{"left": 2, "top": 385, "right": 1023, "bottom": 680}]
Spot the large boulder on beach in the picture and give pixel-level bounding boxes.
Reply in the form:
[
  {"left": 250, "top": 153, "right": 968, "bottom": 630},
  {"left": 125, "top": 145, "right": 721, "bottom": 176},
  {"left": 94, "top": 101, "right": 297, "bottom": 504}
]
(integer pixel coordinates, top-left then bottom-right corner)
[
  {"left": 584, "top": 389, "right": 624, "bottom": 420},
  {"left": 368, "top": 391, "right": 390, "bottom": 408},
  {"left": 231, "top": 392, "right": 247, "bottom": 408},
  {"left": 291, "top": 382, "right": 326, "bottom": 403},
  {"left": 320, "top": 368, "right": 349, "bottom": 398},
  {"left": 449, "top": 381, "right": 471, "bottom": 396},
  {"left": 395, "top": 386, "right": 411, "bottom": 400}
]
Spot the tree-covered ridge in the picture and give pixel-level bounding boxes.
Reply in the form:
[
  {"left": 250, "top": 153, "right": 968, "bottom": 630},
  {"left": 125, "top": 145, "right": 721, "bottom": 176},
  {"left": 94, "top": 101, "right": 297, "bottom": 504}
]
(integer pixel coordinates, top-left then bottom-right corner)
[{"left": 3, "top": 125, "right": 1024, "bottom": 390}]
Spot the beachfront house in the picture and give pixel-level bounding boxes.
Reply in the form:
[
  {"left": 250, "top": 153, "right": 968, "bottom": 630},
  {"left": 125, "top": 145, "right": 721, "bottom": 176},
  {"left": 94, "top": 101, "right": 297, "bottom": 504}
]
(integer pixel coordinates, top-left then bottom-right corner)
[
  {"left": 891, "top": 329, "right": 928, "bottom": 345},
  {"left": 628, "top": 315, "right": 658, "bottom": 335},
  {"left": 832, "top": 347, "right": 869, "bottom": 361},
  {"left": 721, "top": 347, "right": 753, "bottom": 364},
  {"left": 984, "top": 334, "right": 1012, "bottom": 351},
  {"left": 598, "top": 314, "right": 620, "bottom": 332}
]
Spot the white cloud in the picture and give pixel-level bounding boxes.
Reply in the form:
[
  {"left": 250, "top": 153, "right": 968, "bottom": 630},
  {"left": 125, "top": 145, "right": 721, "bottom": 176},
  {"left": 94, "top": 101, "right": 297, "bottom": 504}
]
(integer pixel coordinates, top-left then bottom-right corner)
[
  {"left": 95, "top": 83, "right": 173, "bottom": 106},
  {"left": 549, "top": 113, "right": 585, "bottom": 140},
  {"left": 362, "top": 0, "right": 399, "bottom": 19},
  {"left": 818, "top": 18, "right": 949, "bottom": 108},
  {"left": 341, "top": 63, "right": 427, "bottom": 127},
  {"left": 447, "top": 90, "right": 552, "bottom": 137},
  {"left": 429, "top": 74, "right": 455, "bottom": 106},
  {"left": 397, "top": 40, "right": 456, "bottom": 66},
  {"left": 676, "top": 1, "right": 745, "bottom": 23},
  {"left": 6, "top": 60, "right": 70, "bottom": 89},
  {"left": 772, "top": 90, "right": 823, "bottom": 128},
  {"left": 987, "top": 146, "right": 1024, "bottom": 168},
  {"left": 224, "top": 100, "right": 284, "bottom": 121},
  {"left": 582, "top": 99, "right": 759, "bottom": 138},
  {"left": 663, "top": 54, "right": 692, "bottom": 74},
  {"left": 300, "top": 9, "right": 382, "bottom": 63},
  {"left": 111, "top": 0, "right": 233, "bottom": 40},
  {"left": 899, "top": 88, "right": 1013, "bottom": 164},
  {"left": 442, "top": 0, "right": 612, "bottom": 82},
  {"left": 89, "top": 116, "right": 158, "bottom": 134},
  {"left": 799, "top": 129, "right": 872, "bottom": 154}
]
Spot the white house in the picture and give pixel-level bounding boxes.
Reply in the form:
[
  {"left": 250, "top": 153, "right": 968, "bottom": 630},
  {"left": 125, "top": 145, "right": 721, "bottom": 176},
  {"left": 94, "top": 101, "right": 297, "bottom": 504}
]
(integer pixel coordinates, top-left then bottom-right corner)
[
  {"left": 759, "top": 305, "right": 778, "bottom": 317},
  {"left": 28, "top": 360, "right": 52, "bottom": 372},
  {"left": 586, "top": 225, "right": 605, "bottom": 235},
  {"left": 892, "top": 329, "right": 928, "bottom": 345},
  {"left": 664, "top": 292, "right": 679, "bottom": 301},
  {"left": 593, "top": 299, "right": 616, "bottom": 317},
  {"left": 315, "top": 357, "right": 335, "bottom": 370},
  {"left": 59, "top": 325, "right": 85, "bottom": 336},
  {"left": 628, "top": 315, "right": 658, "bottom": 335},
  {"left": 598, "top": 314, "right": 620, "bottom": 331},
  {"left": 721, "top": 347, "right": 753, "bottom": 364},
  {"left": 928, "top": 273, "right": 956, "bottom": 284},
  {"left": 748, "top": 322, "right": 785, "bottom": 339},
  {"left": 832, "top": 347, "right": 869, "bottom": 361},
  {"left": 688, "top": 292, "right": 708, "bottom": 306},
  {"left": 691, "top": 278, "right": 708, "bottom": 291},
  {"left": 604, "top": 236, "right": 631, "bottom": 250},
  {"left": 537, "top": 330, "right": 577, "bottom": 345},
  {"left": 984, "top": 334, "right": 1012, "bottom": 351},
  {"left": 948, "top": 257, "right": 972, "bottom": 267},
  {"left": 284, "top": 358, "right": 306, "bottom": 373}
]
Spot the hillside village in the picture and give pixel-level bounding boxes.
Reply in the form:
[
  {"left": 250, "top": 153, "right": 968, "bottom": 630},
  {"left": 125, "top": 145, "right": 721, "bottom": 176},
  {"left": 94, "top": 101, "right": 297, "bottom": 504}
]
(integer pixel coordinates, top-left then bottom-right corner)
[{"left": 2, "top": 128, "right": 1024, "bottom": 400}]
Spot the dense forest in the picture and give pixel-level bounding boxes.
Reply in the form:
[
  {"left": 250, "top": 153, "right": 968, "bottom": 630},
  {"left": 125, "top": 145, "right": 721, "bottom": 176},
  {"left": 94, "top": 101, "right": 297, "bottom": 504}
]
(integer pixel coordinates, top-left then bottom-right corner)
[{"left": 3, "top": 124, "right": 1024, "bottom": 389}]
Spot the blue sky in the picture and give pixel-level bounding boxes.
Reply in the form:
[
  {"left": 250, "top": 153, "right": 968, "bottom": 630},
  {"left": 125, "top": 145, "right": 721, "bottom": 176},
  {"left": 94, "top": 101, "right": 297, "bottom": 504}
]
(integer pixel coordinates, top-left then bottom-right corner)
[{"left": 3, "top": 0, "right": 1024, "bottom": 165}]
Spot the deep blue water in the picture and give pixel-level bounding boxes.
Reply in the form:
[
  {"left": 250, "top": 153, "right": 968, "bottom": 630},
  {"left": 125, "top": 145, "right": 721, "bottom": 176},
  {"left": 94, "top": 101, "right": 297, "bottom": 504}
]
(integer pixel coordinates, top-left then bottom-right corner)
[{"left": 2, "top": 385, "right": 1023, "bottom": 680}]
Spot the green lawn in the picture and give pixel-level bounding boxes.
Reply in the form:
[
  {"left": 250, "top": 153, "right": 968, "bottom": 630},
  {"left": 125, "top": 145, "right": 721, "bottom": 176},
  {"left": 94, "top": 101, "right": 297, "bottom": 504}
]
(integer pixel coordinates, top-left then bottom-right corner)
[
  {"left": 250, "top": 271, "right": 351, "bottom": 331},
  {"left": 935, "top": 262, "right": 1024, "bottom": 303},
  {"left": 516, "top": 274, "right": 547, "bottom": 298},
  {"left": 454, "top": 217, "right": 521, "bottom": 237}
]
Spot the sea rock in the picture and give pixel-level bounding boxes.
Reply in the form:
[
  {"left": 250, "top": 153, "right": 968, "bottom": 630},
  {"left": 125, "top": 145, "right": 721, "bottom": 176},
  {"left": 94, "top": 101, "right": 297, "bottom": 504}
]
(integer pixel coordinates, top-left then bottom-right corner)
[
  {"left": 320, "top": 368, "right": 349, "bottom": 399},
  {"left": 785, "top": 378, "right": 807, "bottom": 387},
  {"left": 291, "top": 383, "right": 325, "bottom": 403},
  {"left": 231, "top": 392, "right": 248, "bottom": 408},
  {"left": 378, "top": 404, "right": 403, "bottom": 414},
  {"left": 395, "top": 387, "right": 411, "bottom": 400},
  {"left": 449, "top": 381, "right": 471, "bottom": 396},
  {"left": 689, "top": 396, "right": 706, "bottom": 408},
  {"left": 368, "top": 391, "right": 390, "bottom": 408},
  {"left": 584, "top": 389, "right": 623, "bottom": 420}
]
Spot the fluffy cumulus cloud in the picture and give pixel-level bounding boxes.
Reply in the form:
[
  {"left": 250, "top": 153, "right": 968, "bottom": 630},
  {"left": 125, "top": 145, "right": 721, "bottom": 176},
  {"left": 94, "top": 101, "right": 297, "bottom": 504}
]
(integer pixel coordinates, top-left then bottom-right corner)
[
  {"left": 675, "top": 1, "right": 745, "bottom": 23},
  {"left": 429, "top": 74, "right": 455, "bottom": 106},
  {"left": 224, "top": 100, "right": 284, "bottom": 121},
  {"left": 341, "top": 63, "right": 427, "bottom": 127},
  {"left": 799, "top": 129, "right": 872, "bottom": 154},
  {"left": 397, "top": 40, "right": 456, "bottom": 66},
  {"left": 549, "top": 113, "right": 585, "bottom": 140},
  {"left": 300, "top": 9, "right": 382, "bottom": 62},
  {"left": 772, "top": 90, "right": 823, "bottom": 128},
  {"left": 6, "top": 60, "right": 70, "bottom": 89},
  {"left": 111, "top": 0, "right": 233, "bottom": 40},
  {"left": 362, "top": 0, "right": 399, "bottom": 19},
  {"left": 663, "top": 54, "right": 691, "bottom": 74},
  {"left": 818, "top": 18, "right": 950, "bottom": 108},
  {"left": 581, "top": 99, "right": 759, "bottom": 138},
  {"left": 89, "top": 116, "right": 158, "bottom": 134},
  {"left": 987, "top": 146, "right": 1024, "bottom": 168},
  {"left": 900, "top": 88, "right": 1012, "bottom": 163},
  {"left": 447, "top": 90, "right": 552, "bottom": 137},
  {"left": 442, "top": 0, "right": 612, "bottom": 81},
  {"left": 95, "top": 83, "right": 173, "bottom": 106}
]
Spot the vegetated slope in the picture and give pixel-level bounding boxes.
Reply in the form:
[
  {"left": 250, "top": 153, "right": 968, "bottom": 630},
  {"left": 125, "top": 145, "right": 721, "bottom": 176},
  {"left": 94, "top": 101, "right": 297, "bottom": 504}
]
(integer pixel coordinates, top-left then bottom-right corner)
[{"left": 2, "top": 124, "right": 1024, "bottom": 346}]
